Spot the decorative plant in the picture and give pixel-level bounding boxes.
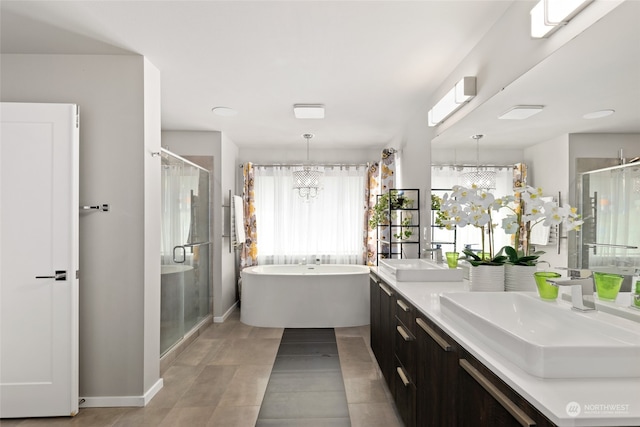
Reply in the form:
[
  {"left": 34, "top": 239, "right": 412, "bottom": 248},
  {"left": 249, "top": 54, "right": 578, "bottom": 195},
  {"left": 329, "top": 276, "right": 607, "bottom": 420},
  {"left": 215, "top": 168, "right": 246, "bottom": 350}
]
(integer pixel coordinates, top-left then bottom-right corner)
[
  {"left": 441, "top": 185, "right": 508, "bottom": 264},
  {"left": 430, "top": 194, "right": 449, "bottom": 228},
  {"left": 498, "top": 245, "right": 542, "bottom": 266},
  {"left": 369, "top": 190, "right": 414, "bottom": 229},
  {"left": 462, "top": 248, "right": 507, "bottom": 266},
  {"left": 393, "top": 216, "right": 414, "bottom": 240},
  {"left": 500, "top": 186, "right": 583, "bottom": 264}
]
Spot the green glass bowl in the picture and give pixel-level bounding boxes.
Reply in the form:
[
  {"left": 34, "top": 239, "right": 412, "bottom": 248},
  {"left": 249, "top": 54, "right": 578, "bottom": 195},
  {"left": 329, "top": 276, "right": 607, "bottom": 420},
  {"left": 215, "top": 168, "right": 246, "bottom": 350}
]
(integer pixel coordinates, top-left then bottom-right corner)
[
  {"left": 534, "top": 272, "right": 561, "bottom": 300},
  {"left": 594, "top": 272, "right": 624, "bottom": 301}
]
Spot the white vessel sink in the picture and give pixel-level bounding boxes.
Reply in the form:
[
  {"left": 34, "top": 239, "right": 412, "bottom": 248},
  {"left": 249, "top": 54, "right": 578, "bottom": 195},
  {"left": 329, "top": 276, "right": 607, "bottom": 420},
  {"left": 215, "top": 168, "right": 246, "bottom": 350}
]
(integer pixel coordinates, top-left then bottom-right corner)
[
  {"left": 379, "top": 259, "right": 463, "bottom": 282},
  {"left": 439, "top": 292, "right": 640, "bottom": 379}
]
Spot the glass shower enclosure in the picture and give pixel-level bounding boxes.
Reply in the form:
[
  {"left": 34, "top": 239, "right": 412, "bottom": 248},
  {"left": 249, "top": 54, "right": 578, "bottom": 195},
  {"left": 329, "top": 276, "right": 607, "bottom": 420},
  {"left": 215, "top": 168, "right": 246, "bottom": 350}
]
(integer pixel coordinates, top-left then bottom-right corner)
[
  {"left": 160, "top": 149, "right": 211, "bottom": 356},
  {"left": 578, "top": 162, "right": 640, "bottom": 290}
]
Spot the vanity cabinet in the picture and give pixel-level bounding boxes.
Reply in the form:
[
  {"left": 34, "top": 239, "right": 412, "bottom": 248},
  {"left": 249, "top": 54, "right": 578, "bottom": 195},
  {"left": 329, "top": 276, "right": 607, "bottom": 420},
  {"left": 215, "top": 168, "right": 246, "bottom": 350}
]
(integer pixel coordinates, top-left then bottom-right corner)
[
  {"left": 394, "top": 294, "right": 417, "bottom": 427},
  {"left": 415, "top": 312, "right": 459, "bottom": 427},
  {"left": 370, "top": 273, "right": 558, "bottom": 427},
  {"left": 369, "top": 273, "right": 396, "bottom": 394},
  {"left": 458, "top": 348, "right": 555, "bottom": 427}
]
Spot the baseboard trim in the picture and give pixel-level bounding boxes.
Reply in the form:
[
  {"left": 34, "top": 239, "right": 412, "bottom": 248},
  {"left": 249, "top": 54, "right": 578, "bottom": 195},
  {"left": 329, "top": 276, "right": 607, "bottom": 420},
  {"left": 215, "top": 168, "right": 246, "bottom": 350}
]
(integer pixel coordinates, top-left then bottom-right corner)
[
  {"left": 79, "top": 379, "right": 163, "bottom": 408},
  {"left": 213, "top": 301, "right": 238, "bottom": 323},
  {"left": 143, "top": 378, "right": 164, "bottom": 405}
]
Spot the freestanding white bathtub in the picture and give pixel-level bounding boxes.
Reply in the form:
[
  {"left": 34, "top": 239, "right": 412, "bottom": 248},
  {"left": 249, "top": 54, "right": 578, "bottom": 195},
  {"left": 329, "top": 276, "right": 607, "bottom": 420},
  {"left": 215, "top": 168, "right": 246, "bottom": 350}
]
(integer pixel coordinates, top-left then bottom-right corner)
[{"left": 240, "top": 264, "right": 370, "bottom": 328}]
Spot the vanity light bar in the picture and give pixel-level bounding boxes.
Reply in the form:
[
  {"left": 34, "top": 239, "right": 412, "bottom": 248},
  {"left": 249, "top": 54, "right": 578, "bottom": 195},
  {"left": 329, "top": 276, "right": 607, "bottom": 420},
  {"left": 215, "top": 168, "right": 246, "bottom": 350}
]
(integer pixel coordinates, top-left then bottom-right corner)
[
  {"left": 428, "top": 77, "right": 477, "bottom": 127},
  {"left": 531, "top": 0, "right": 594, "bottom": 38}
]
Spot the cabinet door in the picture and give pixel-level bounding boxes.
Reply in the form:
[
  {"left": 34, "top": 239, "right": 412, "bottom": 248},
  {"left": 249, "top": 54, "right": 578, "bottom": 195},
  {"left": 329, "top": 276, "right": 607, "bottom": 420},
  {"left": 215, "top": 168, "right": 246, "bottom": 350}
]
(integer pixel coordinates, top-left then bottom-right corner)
[
  {"left": 415, "top": 315, "right": 458, "bottom": 427},
  {"left": 378, "top": 280, "right": 396, "bottom": 393},
  {"left": 369, "top": 275, "right": 381, "bottom": 363},
  {"left": 458, "top": 354, "right": 555, "bottom": 427}
]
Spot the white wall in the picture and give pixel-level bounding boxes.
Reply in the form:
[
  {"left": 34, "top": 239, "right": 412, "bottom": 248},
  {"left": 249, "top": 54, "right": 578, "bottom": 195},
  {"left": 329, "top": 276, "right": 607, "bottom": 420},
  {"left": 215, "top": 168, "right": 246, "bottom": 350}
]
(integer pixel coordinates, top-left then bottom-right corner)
[
  {"left": 220, "top": 133, "right": 240, "bottom": 316},
  {"left": 1, "top": 54, "right": 162, "bottom": 404},
  {"left": 524, "top": 135, "right": 570, "bottom": 268},
  {"left": 142, "top": 58, "right": 162, "bottom": 394},
  {"left": 162, "top": 130, "right": 240, "bottom": 320}
]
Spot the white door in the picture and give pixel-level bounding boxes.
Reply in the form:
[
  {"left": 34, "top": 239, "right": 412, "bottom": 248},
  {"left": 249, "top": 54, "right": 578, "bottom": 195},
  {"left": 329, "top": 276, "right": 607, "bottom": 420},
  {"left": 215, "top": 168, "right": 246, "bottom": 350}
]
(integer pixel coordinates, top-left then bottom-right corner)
[{"left": 0, "top": 102, "right": 79, "bottom": 418}]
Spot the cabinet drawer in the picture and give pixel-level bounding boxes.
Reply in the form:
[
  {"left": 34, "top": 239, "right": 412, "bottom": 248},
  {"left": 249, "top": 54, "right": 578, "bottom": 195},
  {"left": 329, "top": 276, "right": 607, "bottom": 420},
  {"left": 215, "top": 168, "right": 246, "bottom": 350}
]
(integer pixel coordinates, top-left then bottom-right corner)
[
  {"left": 394, "top": 356, "right": 416, "bottom": 427},
  {"left": 395, "top": 295, "right": 416, "bottom": 334},
  {"left": 395, "top": 317, "right": 416, "bottom": 381}
]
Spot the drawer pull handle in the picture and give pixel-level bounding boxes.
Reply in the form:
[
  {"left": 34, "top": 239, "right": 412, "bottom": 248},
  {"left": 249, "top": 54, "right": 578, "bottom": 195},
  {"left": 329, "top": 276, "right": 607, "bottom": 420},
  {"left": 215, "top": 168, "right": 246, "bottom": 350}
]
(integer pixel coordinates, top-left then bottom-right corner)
[
  {"left": 379, "top": 283, "right": 393, "bottom": 297},
  {"left": 396, "top": 366, "right": 410, "bottom": 387},
  {"left": 416, "top": 317, "right": 451, "bottom": 352},
  {"left": 396, "top": 325, "right": 413, "bottom": 342},
  {"left": 396, "top": 299, "right": 410, "bottom": 312},
  {"left": 459, "top": 359, "right": 536, "bottom": 427}
]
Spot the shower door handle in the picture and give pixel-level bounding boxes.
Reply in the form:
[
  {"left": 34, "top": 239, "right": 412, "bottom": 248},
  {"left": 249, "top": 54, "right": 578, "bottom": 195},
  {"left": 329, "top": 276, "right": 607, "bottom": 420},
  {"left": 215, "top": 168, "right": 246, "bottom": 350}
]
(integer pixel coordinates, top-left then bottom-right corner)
[
  {"left": 173, "top": 246, "right": 186, "bottom": 263},
  {"left": 35, "top": 270, "right": 67, "bottom": 281}
]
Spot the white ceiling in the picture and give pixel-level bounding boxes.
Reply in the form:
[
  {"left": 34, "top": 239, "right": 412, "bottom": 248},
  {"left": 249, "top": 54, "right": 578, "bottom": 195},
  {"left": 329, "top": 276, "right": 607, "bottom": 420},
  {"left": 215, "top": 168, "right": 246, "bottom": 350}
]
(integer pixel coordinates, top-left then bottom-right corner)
[{"left": 1, "top": 1, "right": 639, "bottom": 151}]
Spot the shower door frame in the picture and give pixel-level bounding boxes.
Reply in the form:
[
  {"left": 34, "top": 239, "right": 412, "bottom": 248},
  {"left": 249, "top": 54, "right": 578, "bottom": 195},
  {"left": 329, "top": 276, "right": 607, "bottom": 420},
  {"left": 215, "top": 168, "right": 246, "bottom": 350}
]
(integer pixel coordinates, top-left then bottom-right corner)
[{"left": 160, "top": 148, "right": 212, "bottom": 356}]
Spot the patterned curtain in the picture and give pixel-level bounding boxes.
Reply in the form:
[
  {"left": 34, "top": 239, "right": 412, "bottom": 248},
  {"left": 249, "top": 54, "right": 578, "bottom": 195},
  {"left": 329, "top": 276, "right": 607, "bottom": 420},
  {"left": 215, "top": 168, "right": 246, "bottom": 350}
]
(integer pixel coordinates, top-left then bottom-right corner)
[
  {"left": 241, "top": 163, "right": 258, "bottom": 269},
  {"left": 365, "top": 163, "right": 379, "bottom": 265},
  {"left": 365, "top": 149, "right": 396, "bottom": 265},
  {"left": 512, "top": 162, "right": 528, "bottom": 251}
]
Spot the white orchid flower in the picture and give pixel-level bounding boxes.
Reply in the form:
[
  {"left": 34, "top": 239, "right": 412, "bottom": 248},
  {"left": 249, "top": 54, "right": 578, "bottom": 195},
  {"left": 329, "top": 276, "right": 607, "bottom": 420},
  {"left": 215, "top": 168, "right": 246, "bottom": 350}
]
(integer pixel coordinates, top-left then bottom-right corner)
[{"left": 502, "top": 216, "right": 520, "bottom": 234}]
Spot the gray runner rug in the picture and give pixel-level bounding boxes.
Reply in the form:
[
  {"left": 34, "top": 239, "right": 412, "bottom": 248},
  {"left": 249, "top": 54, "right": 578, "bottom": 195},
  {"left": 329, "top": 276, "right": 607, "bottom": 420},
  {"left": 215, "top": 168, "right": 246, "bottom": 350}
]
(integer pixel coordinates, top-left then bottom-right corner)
[{"left": 255, "top": 328, "right": 351, "bottom": 426}]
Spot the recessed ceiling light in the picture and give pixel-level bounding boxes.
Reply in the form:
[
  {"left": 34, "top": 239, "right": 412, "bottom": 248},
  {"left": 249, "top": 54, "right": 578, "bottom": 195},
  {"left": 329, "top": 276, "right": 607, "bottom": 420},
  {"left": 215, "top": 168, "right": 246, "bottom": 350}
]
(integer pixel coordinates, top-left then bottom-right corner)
[
  {"left": 211, "top": 106, "right": 237, "bottom": 117},
  {"left": 583, "top": 109, "right": 615, "bottom": 119},
  {"left": 498, "top": 105, "right": 544, "bottom": 120},
  {"left": 294, "top": 104, "right": 325, "bottom": 119}
]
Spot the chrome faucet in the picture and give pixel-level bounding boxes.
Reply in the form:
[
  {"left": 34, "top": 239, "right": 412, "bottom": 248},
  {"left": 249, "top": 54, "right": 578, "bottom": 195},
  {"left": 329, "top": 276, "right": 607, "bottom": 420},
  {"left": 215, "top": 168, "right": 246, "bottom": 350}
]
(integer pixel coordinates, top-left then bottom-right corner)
[
  {"left": 546, "top": 272, "right": 596, "bottom": 312},
  {"left": 422, "top": 245, "right": 443, "bottom": 264}
]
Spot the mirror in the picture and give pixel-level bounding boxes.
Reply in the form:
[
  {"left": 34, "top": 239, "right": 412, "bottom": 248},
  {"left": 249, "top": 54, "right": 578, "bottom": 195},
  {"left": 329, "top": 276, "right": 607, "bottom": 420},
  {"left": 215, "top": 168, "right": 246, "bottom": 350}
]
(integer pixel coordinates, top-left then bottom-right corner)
[{"left": 579, "top": 162, "right": 640, "bottom": 290}]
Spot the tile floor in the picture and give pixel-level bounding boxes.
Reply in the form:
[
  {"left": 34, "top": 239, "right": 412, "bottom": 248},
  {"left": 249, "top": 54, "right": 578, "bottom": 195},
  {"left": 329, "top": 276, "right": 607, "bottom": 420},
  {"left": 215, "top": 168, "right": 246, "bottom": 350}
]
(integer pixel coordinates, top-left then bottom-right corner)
[{"left": 1, "top": 309, "right": 402, "bottom": 427}]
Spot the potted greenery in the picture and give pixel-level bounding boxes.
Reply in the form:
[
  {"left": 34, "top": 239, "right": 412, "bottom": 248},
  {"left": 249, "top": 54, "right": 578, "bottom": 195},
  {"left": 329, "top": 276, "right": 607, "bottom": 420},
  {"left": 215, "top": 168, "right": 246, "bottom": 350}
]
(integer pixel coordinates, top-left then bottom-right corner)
[
  {"left": 369, "top": 190, "right": 414, "bottom": 228},
  {"left": 430, "top": 194, "right": 449, "bottom": 228},
  {"left": 500, "top": 185, "right": 583, "bottom": 291},
  {"left": 440, "top": 185, "right": 509, "bottom": 291}
]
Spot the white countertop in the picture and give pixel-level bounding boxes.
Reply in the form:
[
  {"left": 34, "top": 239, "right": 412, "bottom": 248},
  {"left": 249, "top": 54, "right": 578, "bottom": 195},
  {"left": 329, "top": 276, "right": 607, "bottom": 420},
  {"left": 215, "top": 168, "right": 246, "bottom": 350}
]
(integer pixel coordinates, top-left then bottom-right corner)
[{"left": 371, "top": 267, "right": 640, "bottom": 427}]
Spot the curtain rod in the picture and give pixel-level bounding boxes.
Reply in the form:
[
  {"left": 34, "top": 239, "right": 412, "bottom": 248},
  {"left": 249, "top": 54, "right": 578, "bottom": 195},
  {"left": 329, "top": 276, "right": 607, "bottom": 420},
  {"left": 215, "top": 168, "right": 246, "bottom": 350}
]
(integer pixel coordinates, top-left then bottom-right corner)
[
  {"left": 239, "top": 162, "right": 369, "bottom": 168},
  {"left": 431, "top": 163, "right": 515, "bottom": 169}
]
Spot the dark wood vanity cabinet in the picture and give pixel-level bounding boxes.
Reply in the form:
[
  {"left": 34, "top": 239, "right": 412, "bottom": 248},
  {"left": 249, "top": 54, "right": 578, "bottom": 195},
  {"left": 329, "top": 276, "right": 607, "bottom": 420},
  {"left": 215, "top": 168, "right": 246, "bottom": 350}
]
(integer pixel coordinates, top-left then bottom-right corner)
[
  {"left": 369, "top": 274, "right": 396, "bottom": 394},
  {"left": 415, "top": 312, "right": 459, "bottom": 427},
  {"left": 458, "top": 349, "right": 556, "bottom": 427},
  {"left": 370, "top": 273, "right": 558, "bottom": 427},
  {"left": 394, "top": 295, "right": 417, "bottom": 427}
]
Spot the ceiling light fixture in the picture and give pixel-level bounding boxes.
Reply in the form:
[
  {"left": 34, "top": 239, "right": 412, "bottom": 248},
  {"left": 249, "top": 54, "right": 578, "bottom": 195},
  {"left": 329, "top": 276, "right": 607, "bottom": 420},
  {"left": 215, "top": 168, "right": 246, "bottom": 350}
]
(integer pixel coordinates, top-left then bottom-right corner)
[
  {"left": 428, "top": 77, "right": 477, "bottom": 127},
  {"left": 293, "top": 104, "right": 325, "bottom": 119},
  {"left": 583, "top": 109, "right": 615, "bottom": 119},
  {"left": 462, "top": 134, "right": 496, "bottom": 190},
  {"left": 531, "top": 0, "right": 593, "bottom": 38},
  {"left": 292, "top": 133, "right": 323, "bottom": 201},
  {"left": 498, "top": 105, "right": 545, "bottom": 120},
  {"left": 211, "top": 106, "right": 238, "bottom": 117}
]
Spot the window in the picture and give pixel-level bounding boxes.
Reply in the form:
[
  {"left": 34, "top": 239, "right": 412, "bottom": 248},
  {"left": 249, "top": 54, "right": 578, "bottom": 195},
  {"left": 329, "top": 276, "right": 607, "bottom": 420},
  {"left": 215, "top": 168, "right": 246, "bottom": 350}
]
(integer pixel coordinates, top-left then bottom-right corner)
[
  {"left": 253, "top": 165, "right": 367, "bottom": 264},
  {"left": 431, "top": 165, "right": 514, "bottom": 253}
]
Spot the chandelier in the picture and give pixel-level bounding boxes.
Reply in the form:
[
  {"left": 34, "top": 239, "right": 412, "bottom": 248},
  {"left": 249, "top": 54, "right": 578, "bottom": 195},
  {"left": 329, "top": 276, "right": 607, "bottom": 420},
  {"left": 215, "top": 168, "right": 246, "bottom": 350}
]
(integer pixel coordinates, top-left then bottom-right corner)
[
  {"left": 462, "top": 134, "right": 496, "bottom": 190},
  {"left": 293, "top": 133, "right": 323, "bottom": 200}
]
